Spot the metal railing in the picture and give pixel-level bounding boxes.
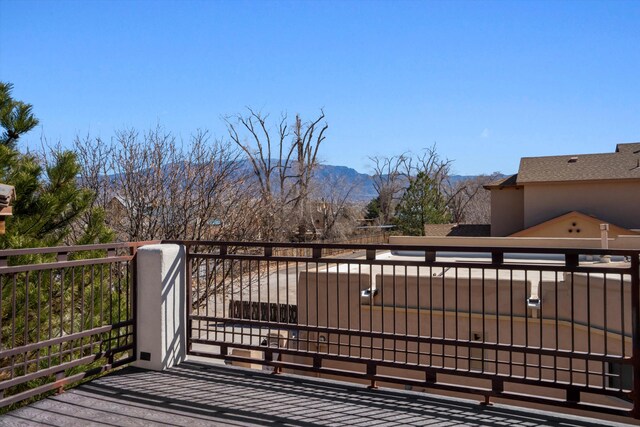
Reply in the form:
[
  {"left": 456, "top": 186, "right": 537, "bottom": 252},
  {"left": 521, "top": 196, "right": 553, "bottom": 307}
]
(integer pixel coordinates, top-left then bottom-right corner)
[
  {"left": 0, "top": 241, "right": 157, "bottom": 408},
  {"left": 3, "top": 239, "right": 640, "bottom": 419},
  {"left": 182, "top": 241, "right": 640, "bottom": 419}
]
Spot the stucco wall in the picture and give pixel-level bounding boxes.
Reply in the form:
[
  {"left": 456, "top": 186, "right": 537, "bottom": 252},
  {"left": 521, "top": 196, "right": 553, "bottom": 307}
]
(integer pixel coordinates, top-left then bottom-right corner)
[
  {"left": 523, "top": 181, "right": 640, "bottom": 230},
  {"left": 489, "top": 187, "right": 524, "bottom": 236},
  {"left": 287, "top": 268, "right": 633, "bottom": 415}
]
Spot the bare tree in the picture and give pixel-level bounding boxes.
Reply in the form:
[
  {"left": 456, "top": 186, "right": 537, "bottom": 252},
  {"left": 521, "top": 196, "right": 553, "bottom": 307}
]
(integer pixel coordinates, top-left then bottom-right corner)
[
  {"left": 72, "top": 134, "right": 114, "bottom": 212},
  {"left": 369, "top": 145, "right": 453, "bottom": 225},
  {"left": 225, "top": 109, "right": 328, "bottom": 241},
  {"left": 368, "top": 154, "right": 408, "bottom": 224},
  {"left": 444, "top": 173, "right": 500, "bottom": 224},
  {"left": 74, "top": 127, "right": 254, "bottom": 242},
  {"left": 401, "top": 146, "right": 453, "bottom": 188},
  {"left": 308, "top": 174, "right": 358, "bottom": 240}
]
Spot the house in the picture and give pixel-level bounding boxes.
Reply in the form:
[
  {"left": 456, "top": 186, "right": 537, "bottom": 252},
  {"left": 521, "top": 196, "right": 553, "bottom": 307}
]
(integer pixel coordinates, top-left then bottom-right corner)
[{"left": 484, "top": 142, "right": 640, "bottom": 237}]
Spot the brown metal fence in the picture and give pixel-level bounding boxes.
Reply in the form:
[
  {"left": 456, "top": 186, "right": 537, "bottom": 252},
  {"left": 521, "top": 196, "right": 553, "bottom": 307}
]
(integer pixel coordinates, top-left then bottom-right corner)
[
  {"left": 0, "top": 241, "right": 157, "bottom": 408},
  {"left": 182, "top": 241, "right": 640, "bottom": 419}
]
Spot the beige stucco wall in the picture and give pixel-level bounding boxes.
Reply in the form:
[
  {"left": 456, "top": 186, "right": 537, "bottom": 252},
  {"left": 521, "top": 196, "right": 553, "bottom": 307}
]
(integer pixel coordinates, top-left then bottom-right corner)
[
  {"left": 489, "top": 187, "right": 524, "bottom": 236},
  {"left": 523, "top": 181, "right": 640, "bottom": 231},
  {"left": 286, "top": 267, "right": 634, "bottom": 416}
]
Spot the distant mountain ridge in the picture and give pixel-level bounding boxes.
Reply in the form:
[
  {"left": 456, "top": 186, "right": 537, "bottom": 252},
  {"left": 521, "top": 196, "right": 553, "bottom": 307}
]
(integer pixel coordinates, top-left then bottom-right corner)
[
  {"left": 309, "top": 163, "right": 500, "bottom": 202},
  {"left": 105, "top": 159, "right": 501, "bottom": 203}
]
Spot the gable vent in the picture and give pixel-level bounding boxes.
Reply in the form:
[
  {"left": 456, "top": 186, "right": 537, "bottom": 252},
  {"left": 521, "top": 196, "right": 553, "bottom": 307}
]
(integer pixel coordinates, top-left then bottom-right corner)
[{"left": 568, "top": 156, "right": 578, "bottom": 163}]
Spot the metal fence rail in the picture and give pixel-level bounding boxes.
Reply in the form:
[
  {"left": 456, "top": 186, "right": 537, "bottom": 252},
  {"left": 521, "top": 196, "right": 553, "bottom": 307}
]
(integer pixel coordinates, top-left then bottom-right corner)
[
  {"left": 0, "top": 241, "right": 157, "bottom": 408},
  {"left": 181, "top": 241, "right": 640, "bottom": 419}
]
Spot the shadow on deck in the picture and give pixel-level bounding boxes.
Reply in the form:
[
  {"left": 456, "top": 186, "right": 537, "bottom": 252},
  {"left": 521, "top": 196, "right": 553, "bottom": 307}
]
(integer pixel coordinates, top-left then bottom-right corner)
[{"left": 0, "top": 361, "right": 634, "bottom": 426}]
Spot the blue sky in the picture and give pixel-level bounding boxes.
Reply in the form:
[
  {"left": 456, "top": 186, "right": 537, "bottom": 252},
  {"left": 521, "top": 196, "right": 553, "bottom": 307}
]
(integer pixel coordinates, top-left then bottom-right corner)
[{"left": 1, "top": 0, "right": 638, "bottom": 175}]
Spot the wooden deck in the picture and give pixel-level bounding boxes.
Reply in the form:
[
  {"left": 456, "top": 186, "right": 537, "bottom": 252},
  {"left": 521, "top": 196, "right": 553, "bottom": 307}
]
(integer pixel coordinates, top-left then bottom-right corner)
[{"left": 1, "top": 361, "right": 634, "bottom": 426}]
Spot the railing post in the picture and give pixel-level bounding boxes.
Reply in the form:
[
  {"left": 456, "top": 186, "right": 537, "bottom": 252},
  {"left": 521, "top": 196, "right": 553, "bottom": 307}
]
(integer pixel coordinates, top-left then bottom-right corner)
[
  {"left": 312, "top": 247, "right": 322, "bottom": 259},
  {"left": 565, "top": 253, "right": 579, "bottom": 268},
  {"left": 367, "top": 361, "right": 378, "bottom": 389},
  {"left": 134, "top": 244, "right": 186, "bottom": 371},
  {"left": 366, "top": 249, "right": 376, "bottom": 260},
  {"left": 491, "top": 251, "right": 503, "bottom": 265},
  {"left": 631, "top": 254, "right": 640, "bottom": 418},
  {"left": 425, "top": 251, "right": 436, "bottom": 262}
]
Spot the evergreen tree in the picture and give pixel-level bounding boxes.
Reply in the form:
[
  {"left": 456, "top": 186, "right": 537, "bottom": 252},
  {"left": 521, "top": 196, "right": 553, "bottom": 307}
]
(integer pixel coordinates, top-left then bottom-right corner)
[
  {"left": 364, "top": 197, "right": 381, "bottom": 221},
  {"left": 394, "top": 171, "right": 450, "bottom": 236},
  {"left": 0, "top": 82, "right": 39, "bottom": 148},
  {"left": 0, "top": 82, "right": 113, "bottom": 250}
]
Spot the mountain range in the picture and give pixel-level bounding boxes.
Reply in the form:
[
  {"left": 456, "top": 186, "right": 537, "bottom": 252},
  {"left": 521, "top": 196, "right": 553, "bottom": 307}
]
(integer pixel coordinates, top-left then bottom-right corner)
[{"left": 310, "top": 163, "right": 495, "bottom": 202}]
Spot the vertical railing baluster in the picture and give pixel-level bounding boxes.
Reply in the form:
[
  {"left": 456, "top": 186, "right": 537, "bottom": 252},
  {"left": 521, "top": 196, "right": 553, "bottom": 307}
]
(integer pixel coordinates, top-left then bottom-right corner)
[
  {"left": 186, "top": 244, "right": 193, "bottom": 354},
  {"left": 630, "top": 254, "right": 640, "bottom": 418}
]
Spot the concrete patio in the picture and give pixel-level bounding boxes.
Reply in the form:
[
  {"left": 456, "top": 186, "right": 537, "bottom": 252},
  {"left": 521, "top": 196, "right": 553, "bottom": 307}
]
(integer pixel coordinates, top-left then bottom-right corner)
[{"left": 1, "top": 361, "right": 635, "bottom": 427}]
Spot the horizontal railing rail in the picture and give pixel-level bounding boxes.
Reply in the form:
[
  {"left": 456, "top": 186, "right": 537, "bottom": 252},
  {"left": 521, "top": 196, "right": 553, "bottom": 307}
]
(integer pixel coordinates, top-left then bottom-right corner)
[
  {"left": 0, "top": 240, "right": 158, "bottom": 409},
  {"left": 180, "top": 240, "right": 640, "bottom": 419},
  {"left": 167, "top": 239, "right": 639, "bottom": 255}
]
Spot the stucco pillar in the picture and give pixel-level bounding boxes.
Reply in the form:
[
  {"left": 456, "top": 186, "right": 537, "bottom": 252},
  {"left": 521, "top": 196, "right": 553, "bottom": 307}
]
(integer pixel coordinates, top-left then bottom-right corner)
[{"left": 134, "top": 244, "right": 186, "bottom": 370}]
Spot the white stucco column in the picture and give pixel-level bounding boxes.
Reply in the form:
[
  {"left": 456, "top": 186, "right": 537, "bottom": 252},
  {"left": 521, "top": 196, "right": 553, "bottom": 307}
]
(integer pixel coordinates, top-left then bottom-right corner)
[{"left": 134, "top": 244, "right": 186, "bottom": 371}]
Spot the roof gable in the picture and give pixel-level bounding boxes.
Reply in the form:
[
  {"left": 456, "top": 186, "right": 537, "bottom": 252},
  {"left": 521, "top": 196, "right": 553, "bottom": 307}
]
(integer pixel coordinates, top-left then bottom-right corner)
[{"left": 510, "top": 211, "right": 639, "bottom": 238}]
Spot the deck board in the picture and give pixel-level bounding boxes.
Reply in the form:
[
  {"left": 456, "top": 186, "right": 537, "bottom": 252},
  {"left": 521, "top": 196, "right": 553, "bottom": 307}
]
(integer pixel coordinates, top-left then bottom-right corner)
[{"left": 0, "top": 362, "right": 634, "bottom": 426}]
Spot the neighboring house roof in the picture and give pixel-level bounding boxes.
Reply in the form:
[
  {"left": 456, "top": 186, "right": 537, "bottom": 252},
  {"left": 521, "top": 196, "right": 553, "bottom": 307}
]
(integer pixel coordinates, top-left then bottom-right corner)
[
  {"left": 509, "top": 211, "right": 640, "bottom": 238},
  {"left": 616, "top": 142, "right": 640, "bottom": 153},
  {"left": 482, "top": 173, "right": 519, "bottom": 189},
  {"left": 0, "top": 183, "right": 15, "bottom": 208},
  {"left": 109, "top": 195, "right": 130, "bottom": 208},
  {"left": 424, "top": 223, "right": 491, "bottom": 237},
  {"left": 517, "top": 142, "right": 640, "bottom": 184}
]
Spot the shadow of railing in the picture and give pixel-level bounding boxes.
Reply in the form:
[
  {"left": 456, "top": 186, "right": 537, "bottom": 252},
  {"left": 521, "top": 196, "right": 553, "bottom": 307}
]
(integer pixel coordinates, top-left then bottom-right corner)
[{"left": 2, "top": 362, "right": 617, "bottom": 426}]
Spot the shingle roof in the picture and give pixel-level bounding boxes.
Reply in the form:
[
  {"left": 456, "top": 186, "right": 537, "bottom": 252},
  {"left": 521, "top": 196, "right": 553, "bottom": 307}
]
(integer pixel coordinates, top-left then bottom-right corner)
[
  {"left": 616, "top": 142, "right": 640, "bottom": 153},
  {"left": 483, "top": 173, "right": 519, "bottom": 189},
  {"left": 517, "top": 142, "right": 640, "bottom": 184}
]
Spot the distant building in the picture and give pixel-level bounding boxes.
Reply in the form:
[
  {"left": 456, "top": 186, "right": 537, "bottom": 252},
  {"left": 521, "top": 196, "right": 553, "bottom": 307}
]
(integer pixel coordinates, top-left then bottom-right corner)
[
  {"left": 0, "top": 184, "right": 14, "bottom": 235},
  {"left": 484, "top": 142, "right": 640, "bottom": 236}
]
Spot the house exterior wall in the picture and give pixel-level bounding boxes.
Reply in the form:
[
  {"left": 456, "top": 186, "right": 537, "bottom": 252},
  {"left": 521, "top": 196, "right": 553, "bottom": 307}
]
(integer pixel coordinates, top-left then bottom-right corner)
[
  {"left": 489, "top": 187, "right": 524, "bottom": 236},
  {"left": 523, "top": 181, "right": 640, "bottom": 231}
]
